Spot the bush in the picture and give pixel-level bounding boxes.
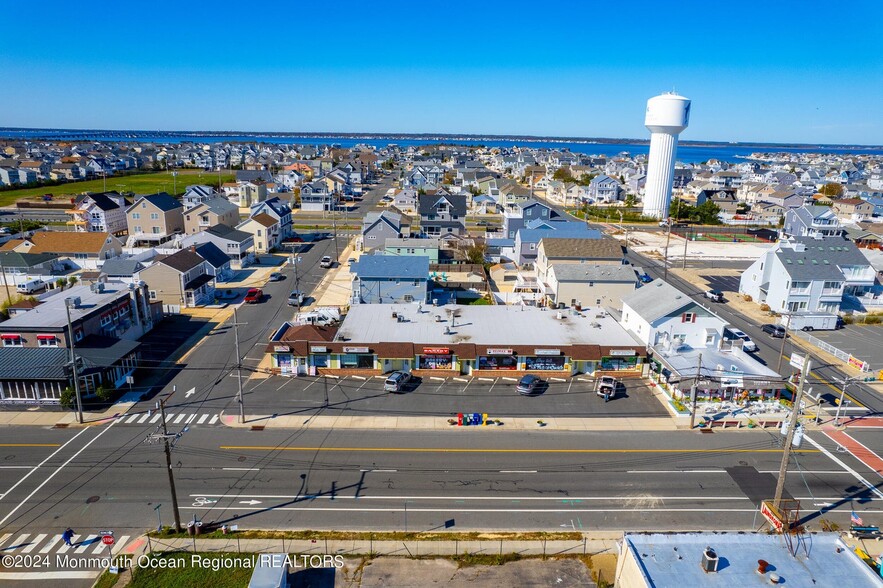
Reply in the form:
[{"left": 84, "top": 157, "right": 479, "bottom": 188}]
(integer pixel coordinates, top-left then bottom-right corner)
[
  {"left": 759, "top": 303, "right": 771, "bottom": 312},
  {"left": 59, "top": 386, "right": 76, "bottom": 410},
  {"left": 863, "top": 314, "right": 882, "bottom": 324},
  {"left": 95, "top": 385, "right": 115, "bottom": 403},
  {"left": 743, "top": 294, "right": 752, "bottom": 303}
]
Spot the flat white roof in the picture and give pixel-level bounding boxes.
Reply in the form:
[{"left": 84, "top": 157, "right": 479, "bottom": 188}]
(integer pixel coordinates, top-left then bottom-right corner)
[
  {"left": 2, "top": 283, "right": 132, "bottom": 329},
  {"left": 337, "top": 304, "right": 642, "bottom": 346}
]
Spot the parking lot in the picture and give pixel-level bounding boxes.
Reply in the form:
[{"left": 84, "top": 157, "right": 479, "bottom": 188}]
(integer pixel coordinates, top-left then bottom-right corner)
[
  {"left": 236, "top": 374, "right": 670, "bottom": 419},
  {"left": 798, "top": 324, "right": 883, "bottom": 368}
]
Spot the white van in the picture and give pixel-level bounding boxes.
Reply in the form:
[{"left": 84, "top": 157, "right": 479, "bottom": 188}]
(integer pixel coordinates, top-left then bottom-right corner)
[{"left": 16, "top": 279, "right": 45, "bottom": 294}]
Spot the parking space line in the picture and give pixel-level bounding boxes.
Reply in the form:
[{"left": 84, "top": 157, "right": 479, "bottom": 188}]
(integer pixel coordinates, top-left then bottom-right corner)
[
  {"left": 351, "top": 375, "right": 366, "bottom": 380},
  {"left": 478, "top": 377, "right": 494, "bottom": 382},
  {"left": 502, "top": 377, "right": 517, "bottom": 382},
  {"left": 550, "top": 377, "right": 566, "bottom": 382},
  {"left": 567, "top": 379, "right": 574, "bottom": 394},
  {"left": 452, "top": 377, "right": 468, "bottom": 383},
  {"left": 430, "top": 376, "right": 445, "bottom": 382}
]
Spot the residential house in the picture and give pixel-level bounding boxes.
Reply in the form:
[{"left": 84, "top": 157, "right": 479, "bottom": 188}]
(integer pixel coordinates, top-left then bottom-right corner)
[
  {"left": 535, "top": 237, "right": 625, "bottom": 284},
  {"left": 384, "top": 237, "right": 440, "bottom": 264},
  {"left": 784, "top": 205, "right": 844, "bottom": 238},
  {"left": 2, "top": 231, "right": 122, "bottom": 270},
  {"left": 184, "top": 197, "right": 239, "bottom": 234},
  {"left": 502, "top": 199, "right": 554, "bottom": 239},
  {"left": 391, "top": 189, "right": 418, "bottom": 215},
  {"left": 351, "top": 255, "right": 429, "bottom": 305},
  {"left": 0, "top": 251, "right": 60, "bottom": 286},
  {"left": 620, "top": 280, "right": 727, "bottom": 349},
  {"left": 125, "top": 193, "right": 184, "bottom": 246},
  {"left": 139, "top": 248, "right": 215, "bottom": 308},
  {"left": 546, "top": 264, "right": 638, "bottom": 310},
  {"left": 66, "top": 192, "right": 128, "bottom": 235},
  {"left": 362, "top": 211, "right": 408, "bottom": 252},
  {"left": 300, "top": 180, "right": 336, "bottom": 212},
  {"left": 512, "top": 222, "right": 601, "bottom": 266},
  {"left": 182, "top": 185, "right": 218, "bottom": 209},
  {"left": 833, "top": 198, "right": 875, "bottom": 223},
  {"left": 739, "top": 236, "right": 876, "bottom": 314},
  {"left": 418, "top": 193, "right": 467, "bottom": 237},
  {"left": 250, "top": 197, "right": 293, "bottom": 238},
  {"left": 587, "top": 175, "right": 622, "bottom": 203},
  {"left": 98, "top": 258, "right": 145, "bottom": 284},
  {"left": 696, "top": 189, "right": 738, "bottom": 215},
  {"left": 181, "top": 224, "right": 254, "bottom": 264},
  {"left": 237, "top": 213, "right": 281, "bottom": 254},
  {"left": 192, "top": 242, "right": 232, "bottom": 282}
]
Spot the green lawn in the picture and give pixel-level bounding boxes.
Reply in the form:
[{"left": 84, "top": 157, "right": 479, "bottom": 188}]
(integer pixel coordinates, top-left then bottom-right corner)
[
  {"left": 0, "top": 170, "right": 235, "bottom": 206},
  {"left": 127, "top": 553, "right": 255, "bottom": 588}
]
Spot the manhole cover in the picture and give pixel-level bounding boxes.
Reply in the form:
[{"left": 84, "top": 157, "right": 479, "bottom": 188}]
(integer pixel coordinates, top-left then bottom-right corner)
[
  {"left": 238, "top": 456, "right": 247, "bottom": 462},
  {"left": 86, "top": 495, "right": 100, "bottom": 504}
]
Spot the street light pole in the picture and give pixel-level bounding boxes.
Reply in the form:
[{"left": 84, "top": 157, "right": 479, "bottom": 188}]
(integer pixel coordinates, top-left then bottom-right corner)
[
  {"left": 65, "top": 298, "right": 84, "bottom": 424},
  {"left": 835, "top": 377, "right": 857, "bottom": 426},
  {"left": 159, "top": 395, "right": 182, "bottom": 533},
  {"left": 689, "top": 353, "right": 703, "bottom": 429},
  {"left": 663, "top": 218, "right": 672, "bottom": 282},
  {"left": 232, "top": 308, "right": 247, "bottom": 424}
]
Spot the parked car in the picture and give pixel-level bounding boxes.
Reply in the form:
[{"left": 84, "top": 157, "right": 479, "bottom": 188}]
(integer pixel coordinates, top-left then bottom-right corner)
[
  {"left": 476, "top": 220, "right": 489, "bottom": 226},
  {"left": 319, "top": 256, "right": 333, "bottom": 268},
  {"left": 244, "top": 288, "right": 263, "bottom": 303},
  {"left": 725, "top": 328, "right": 757, "bottom": 352},
  {"left": 268, "top": 272, "right": 284, "bottom": 282},
  {"left": 384, "top": 371, "right": 412, "bottom": 393},
  {"left": 639, "top": 273, "right": 653, "bottom": 284},
  {"left": 516, "top": 374, "right": 543, "bottom": 396},
  {"left": 15, "top": 278, "right": 45, "bottom": 294},
  {"left": 762, "top": 324, "right": 787, "bottom": 338},
  {"left": 287, "top": 290, "right": 305, "bottom": 306},
  {"left": 705, "top": 289, "right": 724, "bottom": 302},
  {"left": 596, "top": 376, "right": 618, "bottom": 401}
]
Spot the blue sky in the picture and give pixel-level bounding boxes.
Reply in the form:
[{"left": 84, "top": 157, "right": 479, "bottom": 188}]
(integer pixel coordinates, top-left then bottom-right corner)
[{"left": 2, "top": 0, "right": 881, "bottom": 144}]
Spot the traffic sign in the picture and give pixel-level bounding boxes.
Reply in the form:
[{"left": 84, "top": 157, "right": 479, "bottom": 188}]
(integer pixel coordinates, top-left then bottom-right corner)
[{"left": 102, "top": 535, "right": 115, "bottom": 545}]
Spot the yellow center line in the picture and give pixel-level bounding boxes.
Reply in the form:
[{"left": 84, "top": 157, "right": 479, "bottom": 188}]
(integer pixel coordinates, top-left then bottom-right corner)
[
  {"left": 0, "top": 444, "right": 61, "bottom": 447},
  {"left": 220, "top": 446, "right": 818, "bottom": 454},
  {"left": 810, "top": 370, "right": 864, "bottom": 408}
]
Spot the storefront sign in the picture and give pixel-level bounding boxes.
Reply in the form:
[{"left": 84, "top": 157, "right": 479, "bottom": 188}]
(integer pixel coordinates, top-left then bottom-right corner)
[
  {"left": 608, "top": 349, "right": 636, "bottom": 356},
  {"left": 310, "top": 346, "right": 327, "bottom": 353},
  {"left": 273, "top": 345, "right": 290, "bottom": 353},
  {"left": 847, "top": 355, "right": 868, "bottom": 372},
  {"left": 760, "top": 501, "right": 784, "bottom": 532},
  {"left": 789, "top": 353, "right": 805, "bottom": 370},
  {"left": 525, "top": 356, "right": 566, "bottom": 370},
  {"left": 343, "top": 346, "right": 370, "bottom": 354},
  {"left": 534, "top": 349, "right": 560, "bottom": 356},
  {"left": 486, "top": 348, "right": 513, "bottom": 355},
  {"left": 422, "top": 347, "right": 450, "bottom": 355}
]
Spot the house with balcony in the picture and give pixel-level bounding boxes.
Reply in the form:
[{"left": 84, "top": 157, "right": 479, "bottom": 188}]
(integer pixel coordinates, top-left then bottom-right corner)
[
  {"left": 783, "top": 205, "right": 844, "bottom": 238},
  {"left": 250, "top": 196, "right": 293, "bottom": 238},
  {"left": 184, "top": 197, "right": 239, "bottom": 234},
  {"left": 0, "top": 231, "right": 122, "bottom": 270},
  {"left": 66, "top": 192, "right": 128, "bottom": 235},
  {"left": 833, "top": 198, "right": 875, "bottom": 223},
  {"left": 535, "top": 237, "right": 625, "bottom": 284},
  {"left": 351, "top": 255, "right": 429, "bottom": 305},
  {"left": 587, "top": 175, "right": 622, "bottom": 203},
  {"left": 739, "top": 236, "right": 876, "bottom": 314},
  {"left": 182, "top": 185, "right": 218, "bottom": 209},
  {"left": 180, "top": 224, "right": 254, "bottom": 264},
  {"left": 237, "top": 212, "right": 281, "bottom": 254},
  {"left": 362, "top": 211, "right": 409, "bottom": 252},
  {"left": 502, "top": 199, "right": 554, "bottom": 239},
  {"left": 417, "top": 193, "right": 466, "bottom": 237},
  {"left": 300, "top": 180, "right": 336, "bottom": 212},
  {"left": 139, "top": 248, "right": 215, "bottom": 308},
  {"left": 125, "top": 192, "right": 184, "bottom": 247}
]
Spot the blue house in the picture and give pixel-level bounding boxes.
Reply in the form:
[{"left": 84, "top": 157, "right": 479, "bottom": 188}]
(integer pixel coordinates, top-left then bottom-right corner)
[
  {"left": 502, "top": 199, "right": 555, "bottom": 239},
  {"left": 513, "top": 221, "right": 601, "bottom": 266},
  {"left": 351, "top": 255, "right": 429, "bottom": 304}
]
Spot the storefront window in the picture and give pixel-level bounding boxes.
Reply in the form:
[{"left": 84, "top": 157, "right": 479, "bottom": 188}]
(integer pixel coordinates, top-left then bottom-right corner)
[
  {"left": 478, "top": 355, "right": 517, "bottom": 370},
  {"left": 525, "top": 356, "right": 565, "bottom": 370},
  {"left": 417, "top": 354, "right": 453, "bottom": 369},
  {"left": 312, "top": 355, "right": 329, "bottom": 368},
  {"left": 601, "top": 356, "right": 639, "bottom": 371},
  {"left": 341, "top": 354, "right": 375, "bottom": 369}
]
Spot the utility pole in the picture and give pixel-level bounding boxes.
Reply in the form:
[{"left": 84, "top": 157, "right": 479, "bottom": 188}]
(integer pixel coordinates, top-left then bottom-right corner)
[
  {"left": 64, "top": 298, "right": 84, "bottom": 424},
  {"left": 331, "top": 201, "right": 339, "bottom": 261},
  {"left": 291, "top": 255, "right": 301, "bottom": 293},
  {"left": 145, "top": 388, "right": 183, "bottom": 533},
  {"left": 689, "top": 353, "right": 703, "bottom": 429},
  {"left": 232, "top": 309, "right": 247, "bottom": 424},
  {"left": 0, "top": 259, "right": 10, "bottom": 300},
  {"left": 663, "top": 218, "right": 672, "bottom": 281},
  {"left": 835, "top": 377, "right": 857, "bottom": 426},
  {"left": 775, "top": 314, "right": 793, "bottom": 374},
  {"left": 773, "top": 357, "right": 811, "bottom": 511},
  {"left": 682, "top": 228, "right": 689, "bottom": 269}
]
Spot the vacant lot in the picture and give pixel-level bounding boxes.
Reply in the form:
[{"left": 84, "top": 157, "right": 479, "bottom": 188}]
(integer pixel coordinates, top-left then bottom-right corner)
[{"left": 0, "top": 170, "right": 235, "bottom": 205}]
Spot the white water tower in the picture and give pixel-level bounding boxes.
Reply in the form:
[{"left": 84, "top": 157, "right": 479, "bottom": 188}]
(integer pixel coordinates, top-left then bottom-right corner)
[{"left": 642, "top": 93, "right": 691, "bottom": 219}]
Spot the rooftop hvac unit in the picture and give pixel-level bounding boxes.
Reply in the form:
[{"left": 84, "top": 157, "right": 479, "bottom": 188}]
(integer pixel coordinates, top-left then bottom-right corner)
[{"left": 700, "top": 547, "right": 719, "bottom": 573}]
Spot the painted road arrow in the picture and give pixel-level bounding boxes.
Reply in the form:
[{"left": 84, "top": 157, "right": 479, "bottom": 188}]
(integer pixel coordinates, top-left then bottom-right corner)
[{"left": 239, "top": 500, "right": 262, "bottom": 505}]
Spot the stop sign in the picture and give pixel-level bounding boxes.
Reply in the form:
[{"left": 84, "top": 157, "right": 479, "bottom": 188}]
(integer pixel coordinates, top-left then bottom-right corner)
[{"left": 102, "top": 535, "right": 114, "bottom": 546}]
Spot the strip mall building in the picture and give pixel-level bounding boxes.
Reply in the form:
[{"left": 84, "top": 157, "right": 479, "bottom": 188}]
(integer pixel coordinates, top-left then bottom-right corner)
[{"left": 266, "top": 304, "right": 645, "bottom": 377}]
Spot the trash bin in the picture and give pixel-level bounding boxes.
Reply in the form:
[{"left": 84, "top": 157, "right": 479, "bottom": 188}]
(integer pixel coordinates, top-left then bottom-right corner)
[
  {"left": 194, "top": 522, "right": 203, "bottom": 536},
  {"left": 187, "top": 522, "right": 195, "bottom": 536}
]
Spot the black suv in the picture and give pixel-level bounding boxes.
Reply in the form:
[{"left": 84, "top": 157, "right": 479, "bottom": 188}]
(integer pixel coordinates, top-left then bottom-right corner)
[{"left": 762, "top": 324, "right": 787, "bottom": 338}]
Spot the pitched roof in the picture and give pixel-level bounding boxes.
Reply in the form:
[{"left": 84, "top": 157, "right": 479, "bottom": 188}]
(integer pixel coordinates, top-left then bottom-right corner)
[
  {"left": 417, "top": 193, "right": 467, "bottom": 216},
  {"left": 84, "top": 192, "right": 121, "bottom": 211},
  {"left": 130, "top": 192, "right": 182, "bottom": 213},
  {"left": 539, "top": 237, "right": 624, "bottom": 259},
  {"left": 99, "top": 258, "right": 144, "bottom": 276},
  {"left": 26, "top": 231, "right": 116, "bottom": 254},
  {"left": 154, "top": 249, "right": 205, "bottom": 273},
  {"left": 776, "top": 237, "right": 870, "bottom": 280},
  {"left": 193, "top": 242, "right": 229, "bottom": 268},
  {"left": 550, "top": 264, "right": 637, "bottom": 282},
  {"left": 0, "top": 251, "right": 57, "bottom": 268},
  {"left": 621, "top": 280, "right": 700, "bottom": 323},
  {"left": 192, "top": 196, "right": 238, "bottom": 215},
  {"left": 352, "top": 255, "right": 429, "bottom": 279},
  {"left": 249, "top": 212, "right": 278, "bottom": 228}
]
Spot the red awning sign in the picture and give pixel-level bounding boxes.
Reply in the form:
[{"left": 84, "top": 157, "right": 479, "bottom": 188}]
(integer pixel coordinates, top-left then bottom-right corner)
[{"left": 37, "top": 335, "right": 56, "bottom": 340}]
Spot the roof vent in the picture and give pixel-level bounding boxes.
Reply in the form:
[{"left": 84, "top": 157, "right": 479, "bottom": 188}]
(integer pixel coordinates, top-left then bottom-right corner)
[
  {"left": 700, "top": 547, "right": 718, "bottom": 573},
  {"left": 769, "top": 573, "right": 781, "bottom": 584}
]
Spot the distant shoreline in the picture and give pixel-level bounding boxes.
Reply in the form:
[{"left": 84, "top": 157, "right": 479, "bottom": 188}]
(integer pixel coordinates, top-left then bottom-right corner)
[{"left": 1, "top": 127, "right": 880, "bottom": 151}]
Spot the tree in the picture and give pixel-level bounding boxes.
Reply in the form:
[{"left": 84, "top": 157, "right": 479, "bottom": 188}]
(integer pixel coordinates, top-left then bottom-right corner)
[
  {"left": 577, "top": 173, "right": 596, "bottom": 186},
  {"left": 56, "top": 278, "right": 66, "bottom": 291},
  {"left": 694, "top": 200, "right": 722, "bottom": 225},
  {"left": 552, "top": 167, "right": 573, "bottom": 182},
  {"left": 624, "top": 194, "right": 637, "bottom": 208},
  {"left": 820, "top": 182, "right": 843, "bottom": 197},
  {"left": 67, "top": 276, "right": 78, "bottom": 288},
  {"left": 466, "top": 243, "right": 487, "bottom": 265}
]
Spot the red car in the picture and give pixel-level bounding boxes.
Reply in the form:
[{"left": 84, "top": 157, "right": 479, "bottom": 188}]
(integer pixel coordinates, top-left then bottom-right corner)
[{"left": 244, "top": 288, "right": 263, "bottom": 303}]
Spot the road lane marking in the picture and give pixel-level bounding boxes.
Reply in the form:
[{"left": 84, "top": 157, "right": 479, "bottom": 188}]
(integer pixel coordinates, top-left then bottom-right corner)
[
  {"left": 0, "top": 466, "right": 35, "bottom": 469},
  {"left": 6, "top": 533, "right": 28, "bottom": 551},
  {"left": 183, "top": 506, "right": 769, "bottom": 514},
  {"left": 173, "top": 414, "right": 186, "bottom": 424},
  {"left": 186, "top": 414, "right": 197, "bottom": 424},
  {"left": 39, "top": 535, "right": 61, "bottom": 553},
  {"left": 0, "top": 420, "right": 118, "bottom": 528},
  {"left": 359, "top": 469, "right": 397, "bottom": 473},
  {"left": 136, "top": 414, "right": 150, "bottom": 424},
  {"left": 0, "top": 533, "right": 11, "bottom": 549},
  {"left": 123, "top": 414, "right": 139, "bottom": 423},
  {"left": 21, "top": 534, "right": 44, "bottom": 553},
  {"left": 187, "top": 493, "right": 772, "bottom": 502},
  {"left": 185, "top": 387, "right": 196, "bottom": 398},
  {"left": 0, "top": 427, "right": 90, "bottom": 503},
  {"left": 149, "top": 414, "right": 162, "bottom": 424},
  {"left": 197, "top": 414, "right": 209, "bottom": 424},
  {"left": 92, "top": 541, "right": 110, "bottom": 555},
  {"left": 500, "top": 470, "right": 537, "bottom": 473},
  {"left": 74, "top": 535, "right": 97, "bottom": 553},
  {"left": 209, "top": 415, "right": 219, "bottom": 424},
  {"left": 804, "top": 434, "right": 883, "bottom": 500},
  {"left": 0, "top": 444, "right": 60, "bottom": 447},
  {"left": 112, "top": 536, "right": 131, "bottom": 556},
  {"left": 220, "top": 446, "right": 817, "bottom": 454},
  {"left": 56, "top": 535, "right": 78, "bottom": 554},
  {"left": 222, "top": 468, "right": 260, "bottom": 471}
]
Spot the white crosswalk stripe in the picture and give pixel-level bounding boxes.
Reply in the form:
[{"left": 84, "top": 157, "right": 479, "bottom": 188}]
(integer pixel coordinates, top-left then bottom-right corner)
[
  {"left": 21, "top": 533, "right": 45, "bottom": 553},
  {"left": 123, "top": 414, "right": 140, "bottom": 423},
  {"left": 209, "top": 414, "right": 219, "bottom": 424},
  {"left": 136, "top": 413, "right": 151, "bottom": 424},
  {"left": 0, "top": 532, "right": 12, "bottom": 549},
  {"left": 162, "top": 413, "right": 175, "bottom": 422},
  {"left": 117, "top": 413, "right": 219, "bottom": 425},
  {"left": 74, "top": 534, "right": 98, "bottom": 553},
  {"left": 92, "top": 540, "right": 111, "bottom": 555},
  {"left": 112, "top": 535, "right": 131, "bottom": 556},
  {"left": 149, "top": 414, "right": 162, "bottom": 424},
  {"left": 197, "top": 414, "right": 209, "bottom": 424},
  {"left": 185, "top": 414, "right": 196, "bottom": 424},
  {"left": 56, "top": 535, "right": 79, "bottom": 554},
  {"left": 8, "top": 533, "right": 29, "bottom": 551},
  {"left": 39, "top": 534, "right": 62, "bottom": 554},
  {"left": 172, "top": 414, "right": 186, "bottom": 424}
]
